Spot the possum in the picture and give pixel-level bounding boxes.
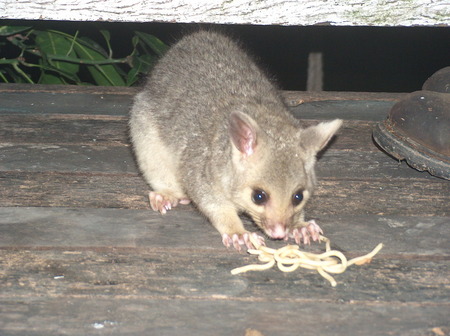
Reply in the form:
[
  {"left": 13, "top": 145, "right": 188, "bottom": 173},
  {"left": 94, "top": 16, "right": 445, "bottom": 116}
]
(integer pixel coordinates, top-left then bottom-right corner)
[{"left": 129, "top": 31, "right": 342, "bottom": 250}]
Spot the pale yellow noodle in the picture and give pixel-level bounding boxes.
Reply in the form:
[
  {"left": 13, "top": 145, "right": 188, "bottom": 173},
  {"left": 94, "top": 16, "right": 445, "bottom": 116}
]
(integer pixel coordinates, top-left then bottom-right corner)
[
  {"left": 230, "top": 234, "right": 383, "bottom": 287},
  {"left": 317, "top": 267, "right": 337, "bottom": 287},
  {"left": 348, "top": 243, "right": 384, "bottom": 266},
  {"left": 230, "top": 259, "right": 275, "bottom": 275}
]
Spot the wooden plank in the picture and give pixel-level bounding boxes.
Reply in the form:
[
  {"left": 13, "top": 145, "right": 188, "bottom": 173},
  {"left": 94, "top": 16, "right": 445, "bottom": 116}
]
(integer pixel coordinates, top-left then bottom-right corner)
[
  {"left": 0, "top": 97, "right": 396, "bottom": 122},
  {"left": 0, "top": 91, "right": 133, "bottom": 116},
  {"left": 0, "top": 85, "right": 400, "bottom": 122},
  {"left": 312, "top": 177, "right": 449, "bottom": 217},
  {"left": 0, "top": 84, "right": 449, "bottom": 336},
  {"left": 0, "top": 144, "right": 137, "bottom": 174},
  {"left": 1, "top": 172, "right": 447, "bottom": 216},
  {"left": 0, "top": 83, "right": 405, "bottom": 106},
  {"left": 0, "top": 90, "right": 398, "bottom": 121},
  {"left": 0, "top": 144, "right": 433, "bottom": 180},
  {"left": 0, "top": 83, "right": 138, "bottom": 94},
  {"left": 1, "top": 297, "right": 448, "bottom": 336},
  {"left": 291, "top": 100, "right": 394, "bottom": 121},
  {"left": 0, "top": 115, "right": 384, "bottom": 152},
  {"left": 1, "top": 0, "right": 447, "bottom": 26},
  {"left": 0, "top": 207, "right": 448, "bottom": 255},
  {"left": 316, "top": 150, "right": 435, "bottom": 179},
  {"left": 283, "top": 90, "right": 408, "bottom": 105},
  {"left": 0, "top": 115, "right": 128, "bottom": 146},
  {"left": 0, "top": 249, "right": 449, "bottom": 301}
]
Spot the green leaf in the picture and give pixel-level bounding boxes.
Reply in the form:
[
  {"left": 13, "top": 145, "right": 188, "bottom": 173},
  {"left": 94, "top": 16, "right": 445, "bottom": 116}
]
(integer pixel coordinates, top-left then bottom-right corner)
[
  {"left": 131, "top": 35, "right": 140, "bottom": 48},
  {"left": 0, "top": 26, "right": 32, "bottom": 36},
  {"left": 34, "top": 30, "right": 80, "bottom": 80},
  {"left": 129, "top": 35, "right": 140, "bottom": 58},
  {"left": 11, "top": 63, "right": 34, "bottom": 83},
  {"left": 0, "top": 70, "right": 9, "bottom": 83},
  {"left": 135, "top": 54, "right": 154, "bottom": 73},
  {"left": 126, "top": 67, "right": 139, "bottom": 86},
  {"left": 135, "top": 32, "right": 168, "bottom": 56},
  {"left": 73, "top": 37, "right": 125, "bottom": 86},
  {"left": 38, "top": 72, "right": 67, "bottom": 85},
  {"left": 34, "top": 57, "right": 83, "bottom": 84},
  {"left": 100, "top": 30, "right": 113, "bottom": 58},
  {"left": 78, "top": 36, "right": 109, "bottom": 58},
  {"left": 126, "top": 54, "right": 154, "bottom": 86},
  {"left": 4, "top": 68, "right": 22, "bottom": 83},
  {"left": 100, "top": 30, "right": 111, "bottom": 42}
]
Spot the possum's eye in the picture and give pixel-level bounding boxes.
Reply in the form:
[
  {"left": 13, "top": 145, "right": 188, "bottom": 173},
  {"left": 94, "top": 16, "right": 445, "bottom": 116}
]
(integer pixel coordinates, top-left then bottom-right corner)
[
  {"left": 252, "top": 189, "right": 268, "bottom": 206},
  {"left": 292, "top": 190, "right": 304, "bottom": 206}
]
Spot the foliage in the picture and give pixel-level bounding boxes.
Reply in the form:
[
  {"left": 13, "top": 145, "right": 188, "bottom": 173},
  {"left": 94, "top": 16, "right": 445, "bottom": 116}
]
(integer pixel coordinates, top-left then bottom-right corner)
[{"left": 0, "top": 26, "right": 168, "bottom": 86}]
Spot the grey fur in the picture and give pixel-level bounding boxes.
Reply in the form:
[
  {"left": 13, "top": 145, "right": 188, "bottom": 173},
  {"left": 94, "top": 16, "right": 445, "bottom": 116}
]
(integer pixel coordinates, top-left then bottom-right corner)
[{"left": 130, "top": 31, "right": 342, "bottom": 247}]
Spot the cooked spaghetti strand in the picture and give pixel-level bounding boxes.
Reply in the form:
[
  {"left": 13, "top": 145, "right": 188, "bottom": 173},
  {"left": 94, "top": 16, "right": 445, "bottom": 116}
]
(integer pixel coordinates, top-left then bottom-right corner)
[{"left": 231, "top": 235, "right": 383, "bottom": 287}]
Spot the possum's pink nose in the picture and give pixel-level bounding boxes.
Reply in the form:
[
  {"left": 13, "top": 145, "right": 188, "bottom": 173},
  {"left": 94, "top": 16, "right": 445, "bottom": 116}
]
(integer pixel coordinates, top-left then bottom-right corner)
[{"left": 267, "top": 225, "right": 287, "bottom": 239}]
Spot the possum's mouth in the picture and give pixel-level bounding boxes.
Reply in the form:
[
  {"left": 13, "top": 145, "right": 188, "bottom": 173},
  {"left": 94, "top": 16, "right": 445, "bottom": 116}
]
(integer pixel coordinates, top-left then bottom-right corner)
[
  {"left": 243, "top": 212, "right": 289, "bottom": 240},
  {"left": 264, "top": 225, "right": 288, "bottom": 240}
]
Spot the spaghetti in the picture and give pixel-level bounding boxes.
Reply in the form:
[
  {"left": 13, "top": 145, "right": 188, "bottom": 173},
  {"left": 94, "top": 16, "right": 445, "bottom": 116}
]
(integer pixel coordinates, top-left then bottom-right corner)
[{"left": 231, "top": 235, "right": 383, "bottom": 287}]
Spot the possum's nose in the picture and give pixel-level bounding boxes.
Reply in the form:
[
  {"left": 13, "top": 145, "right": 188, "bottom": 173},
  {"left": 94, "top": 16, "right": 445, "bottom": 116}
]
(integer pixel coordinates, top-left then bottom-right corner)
[{"left": 266, "top": 225, "right": 287, "bottom": 239}]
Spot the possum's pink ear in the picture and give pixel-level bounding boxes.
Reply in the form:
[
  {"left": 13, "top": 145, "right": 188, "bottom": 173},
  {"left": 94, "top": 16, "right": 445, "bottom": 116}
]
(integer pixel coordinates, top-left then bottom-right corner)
[
  {"left": 229, "top": 112, "right": 259, "bottom": 158},
  {"left": 300, "top": 119, "right": 342, "bottom": 153}
]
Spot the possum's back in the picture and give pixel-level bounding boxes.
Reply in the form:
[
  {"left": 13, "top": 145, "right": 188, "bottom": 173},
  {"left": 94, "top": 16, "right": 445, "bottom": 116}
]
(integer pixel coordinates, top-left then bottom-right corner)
[{"left": 143, "top": 31, "right": 284, "bottom": 129}]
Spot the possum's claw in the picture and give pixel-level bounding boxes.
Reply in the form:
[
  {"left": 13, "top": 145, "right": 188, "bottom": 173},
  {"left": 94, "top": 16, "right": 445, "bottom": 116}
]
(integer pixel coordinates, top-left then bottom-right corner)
[
  {"left": 222, "top": 232, "right": 265, "bottom": 251},
  {"left": 149, "top": 191, "right": 190, "bottom": 214},
  {"left": 292, "top": 220, "right": 323, "bottom": 245}
]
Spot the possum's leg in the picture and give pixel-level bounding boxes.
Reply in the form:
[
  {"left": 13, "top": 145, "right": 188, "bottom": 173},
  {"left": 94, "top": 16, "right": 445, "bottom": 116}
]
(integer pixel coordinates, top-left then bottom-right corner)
[
  {"left": 130, "top": 107, "right": 190, "bottom": 214},
  {"left": 139, "top": 135, "right": 190, "bottom": 213},
  {"left": 197, "top": 202, "right": 265, "bottom": 251}
]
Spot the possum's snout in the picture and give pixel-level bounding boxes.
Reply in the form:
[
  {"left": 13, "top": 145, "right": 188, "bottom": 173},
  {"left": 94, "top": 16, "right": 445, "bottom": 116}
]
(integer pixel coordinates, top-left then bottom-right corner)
[{"left": 265, "top": 224, "right": 288, "bottom": 240}]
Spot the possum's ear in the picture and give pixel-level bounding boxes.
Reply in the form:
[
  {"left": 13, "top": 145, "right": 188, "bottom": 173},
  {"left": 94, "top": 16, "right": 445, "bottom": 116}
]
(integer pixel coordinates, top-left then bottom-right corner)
[
  {"left": 300, "top": 119, "right": 343, "bottom": 154},
  {"left": 229, "top": 111, "right": 260, "bottom": 158}
]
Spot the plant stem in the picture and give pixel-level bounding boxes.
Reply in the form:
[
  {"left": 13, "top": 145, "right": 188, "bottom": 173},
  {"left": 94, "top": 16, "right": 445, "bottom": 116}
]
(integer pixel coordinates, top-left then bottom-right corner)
[
  {"left": 66, "top": 30, "right": 79, "bottom": 56},
  {"left": 12, "top": 62, "right": 34, "bottom": 84},
  {"left": 0, "top": 71, "right": 9, "bottom": 83},
  {"left": 45, "top": 54, "right": 128, "bottom": 65},
  {"left": 0, "top": 58, "right": 22, "bottom": 64}
]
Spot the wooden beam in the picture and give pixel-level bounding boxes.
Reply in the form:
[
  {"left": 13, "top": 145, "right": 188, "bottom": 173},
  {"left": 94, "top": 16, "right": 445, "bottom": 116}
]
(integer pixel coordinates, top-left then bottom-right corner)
[{"left": 1, "top": 0, "right": 448, "bottom": 26}]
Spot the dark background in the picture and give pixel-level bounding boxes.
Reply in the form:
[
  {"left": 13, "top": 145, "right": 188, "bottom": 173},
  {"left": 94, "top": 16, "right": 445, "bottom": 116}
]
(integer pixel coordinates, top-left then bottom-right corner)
[{"left": 2, "top": 20, "right": 449, "bottom": 92}]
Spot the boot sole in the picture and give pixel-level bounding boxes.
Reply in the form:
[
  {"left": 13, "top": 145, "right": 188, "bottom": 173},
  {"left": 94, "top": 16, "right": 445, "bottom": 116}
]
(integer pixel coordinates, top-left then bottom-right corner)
[{"left": 373, "top": 119, "right": 450, "bottom": 180}]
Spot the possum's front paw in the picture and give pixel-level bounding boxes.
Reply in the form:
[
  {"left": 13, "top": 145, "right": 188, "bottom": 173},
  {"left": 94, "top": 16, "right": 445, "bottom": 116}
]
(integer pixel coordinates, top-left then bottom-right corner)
[
  {"left": 222, "top": 232, "right": 265, "bottom": 251},
  {"left": 148, "top": 191, "right": 190, "bottom": 214},
  {"left": 290, "top": 220, "right": 323, "bottom": 245}
]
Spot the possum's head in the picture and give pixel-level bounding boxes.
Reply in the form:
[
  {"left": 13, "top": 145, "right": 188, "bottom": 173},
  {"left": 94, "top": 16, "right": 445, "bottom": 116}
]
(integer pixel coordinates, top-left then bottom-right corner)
[{"left": 228, "top": 110, "right": 342, "bottom": 240}]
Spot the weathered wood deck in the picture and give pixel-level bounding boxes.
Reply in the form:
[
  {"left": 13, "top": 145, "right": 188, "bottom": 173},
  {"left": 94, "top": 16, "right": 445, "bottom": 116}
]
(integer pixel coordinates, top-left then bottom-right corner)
[{"left": 0, "top": 84, "right": 449, "bottom": 335}]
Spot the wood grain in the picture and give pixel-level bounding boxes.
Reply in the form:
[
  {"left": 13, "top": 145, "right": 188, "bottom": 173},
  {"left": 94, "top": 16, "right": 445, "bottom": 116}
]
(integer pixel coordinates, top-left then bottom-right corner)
[
  {"left": 0, "top": 144, "right": 435, "bottom": 178},
  {"left": 1, "top": 171, "right": 448, "bottom": 216},
  {"left": 0, "top": 297, "right": 447, "bottom": 336},
  {"left": 1, "top": 0, "right": 447, "bottom": 26},
  {"left": 0, "top": 207, "right": 448, "bottom": 255},
  {"left": 0, "top": 84, "right": 449, "bottom": 335}
]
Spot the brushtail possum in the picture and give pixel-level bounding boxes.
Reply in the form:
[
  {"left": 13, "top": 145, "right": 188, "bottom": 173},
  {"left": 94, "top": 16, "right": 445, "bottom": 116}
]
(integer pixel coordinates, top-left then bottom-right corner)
[{"left": 129, "top": 31, "right": 342, "bottom": 250}]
